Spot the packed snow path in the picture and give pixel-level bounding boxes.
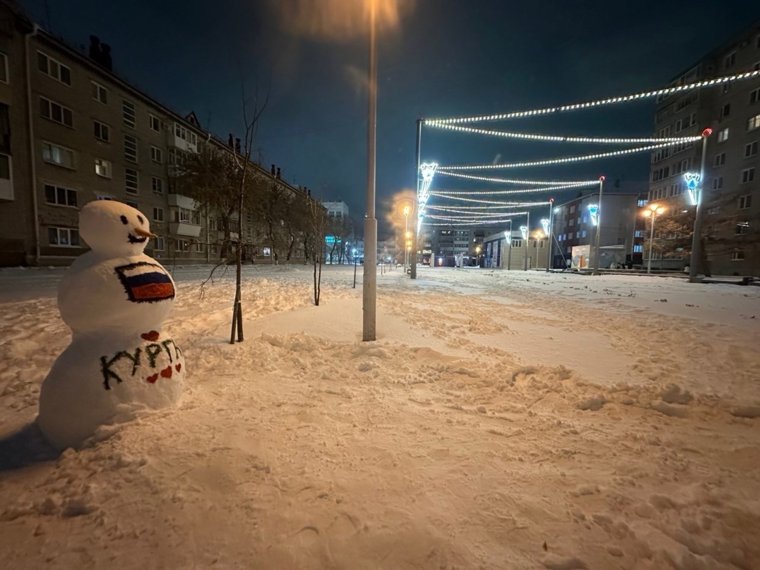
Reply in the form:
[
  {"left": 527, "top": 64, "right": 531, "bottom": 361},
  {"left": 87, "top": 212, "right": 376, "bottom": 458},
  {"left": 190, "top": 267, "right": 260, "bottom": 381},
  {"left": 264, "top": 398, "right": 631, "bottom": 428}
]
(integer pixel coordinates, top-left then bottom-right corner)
[{"left": 1, "top": 265, "right": 759, "bottom": 569}]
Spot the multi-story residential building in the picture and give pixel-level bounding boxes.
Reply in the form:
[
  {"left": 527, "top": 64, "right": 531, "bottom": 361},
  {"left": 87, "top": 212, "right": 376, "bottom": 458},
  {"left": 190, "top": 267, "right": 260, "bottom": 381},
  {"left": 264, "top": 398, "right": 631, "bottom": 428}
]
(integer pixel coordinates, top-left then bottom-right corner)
[
  {"left": 649, "top": 19, "right": 760, "bottom": 275},
  {"left": 552, "top": 192, "right": 642, "bottom": 269},
  {"left": 323, "top": 201, "right": 349, "bottom": 220},
  {"left": 0, "top": 2, "right": 307, "bottom": 266}
]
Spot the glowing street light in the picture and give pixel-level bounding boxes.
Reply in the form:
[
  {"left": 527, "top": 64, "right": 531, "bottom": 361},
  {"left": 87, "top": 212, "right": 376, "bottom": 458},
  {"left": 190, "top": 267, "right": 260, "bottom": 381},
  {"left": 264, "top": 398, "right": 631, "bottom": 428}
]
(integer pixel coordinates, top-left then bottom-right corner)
[
  {"left": 687, "top": 128, "right": 712, "bottom": 282},
  {"left": 642, "top": 203, "right": 667, "bottom": 274},
  {"left": 402, "top": 205, "right": 410, "bottom": 271}
]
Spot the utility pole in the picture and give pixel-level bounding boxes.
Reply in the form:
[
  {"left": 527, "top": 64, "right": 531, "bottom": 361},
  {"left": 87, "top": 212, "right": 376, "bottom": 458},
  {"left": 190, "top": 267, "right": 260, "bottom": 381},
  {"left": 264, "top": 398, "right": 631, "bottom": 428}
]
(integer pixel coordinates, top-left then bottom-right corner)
[
  {"left": 362, "top": 0, "right": 377, "bottom": 341},
  {"left": 411, "top": 119, "right": 422, "bottom": 280},
  {"left": 592, "top": 176, "right": 605, "bottom": 274}
]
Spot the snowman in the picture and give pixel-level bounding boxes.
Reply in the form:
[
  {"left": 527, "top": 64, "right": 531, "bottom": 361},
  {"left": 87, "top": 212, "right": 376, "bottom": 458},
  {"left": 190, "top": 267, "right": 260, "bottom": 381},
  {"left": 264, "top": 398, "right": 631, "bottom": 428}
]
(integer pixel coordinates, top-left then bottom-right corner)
[{"left": 38, "top": 200, "right": 185, "bottom": 449}]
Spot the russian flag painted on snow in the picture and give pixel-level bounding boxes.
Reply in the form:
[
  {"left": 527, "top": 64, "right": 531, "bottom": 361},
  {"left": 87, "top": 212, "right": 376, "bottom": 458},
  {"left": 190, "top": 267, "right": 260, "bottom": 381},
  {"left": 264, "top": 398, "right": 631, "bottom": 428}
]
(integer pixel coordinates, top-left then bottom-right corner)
[{"left": 115, "top": 262, "right": 175, "bottom": 303}]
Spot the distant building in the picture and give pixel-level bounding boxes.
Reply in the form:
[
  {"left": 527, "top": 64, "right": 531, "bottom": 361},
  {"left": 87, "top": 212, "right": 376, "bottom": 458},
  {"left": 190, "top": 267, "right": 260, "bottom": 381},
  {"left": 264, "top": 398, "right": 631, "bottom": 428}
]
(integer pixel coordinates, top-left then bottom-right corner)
[
  {"left": 648, "top": 19, "right": 760, "bottom": 274},
  {"left": 483, "top": 229, "right": 549, "bottom": 270},
  {"left": 323, "top": 201, "right": 349, "bottom": 220}
]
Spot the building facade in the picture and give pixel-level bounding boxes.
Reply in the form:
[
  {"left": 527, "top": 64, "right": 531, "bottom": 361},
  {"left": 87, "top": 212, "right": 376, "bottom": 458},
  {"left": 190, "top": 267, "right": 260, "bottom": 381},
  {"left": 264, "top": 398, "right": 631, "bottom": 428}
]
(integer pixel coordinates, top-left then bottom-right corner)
[
  {"left": 0, "top": 3, "right": 306, "bottom": 266},
  {"left": 649, "top": 20, "right": 760, "bottom": 275}
]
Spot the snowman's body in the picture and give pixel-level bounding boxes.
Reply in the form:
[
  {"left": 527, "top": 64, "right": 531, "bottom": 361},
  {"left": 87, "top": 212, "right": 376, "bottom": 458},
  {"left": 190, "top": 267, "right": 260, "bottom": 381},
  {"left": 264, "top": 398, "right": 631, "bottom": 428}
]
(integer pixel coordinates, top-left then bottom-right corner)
[{"left": 38, "top": 201, "right": 185, "bottom": 449}]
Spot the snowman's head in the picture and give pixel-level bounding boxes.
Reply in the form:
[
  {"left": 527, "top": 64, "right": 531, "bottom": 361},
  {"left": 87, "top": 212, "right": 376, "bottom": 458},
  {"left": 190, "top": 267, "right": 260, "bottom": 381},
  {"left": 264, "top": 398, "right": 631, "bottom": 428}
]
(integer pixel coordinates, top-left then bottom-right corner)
[{"left": 80, "top": 200, "right": 157, "bottom": 258}]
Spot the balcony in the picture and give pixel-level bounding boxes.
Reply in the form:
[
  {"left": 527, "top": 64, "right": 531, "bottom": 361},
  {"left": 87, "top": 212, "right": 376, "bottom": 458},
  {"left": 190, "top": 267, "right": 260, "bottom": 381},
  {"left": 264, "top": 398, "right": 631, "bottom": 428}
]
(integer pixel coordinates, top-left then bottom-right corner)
[
  {"left": 168, "top": 193, "right": 197, "bottom": 210},
  {"left": 169, "top": 222, "right": 202, "bottom": 238}
]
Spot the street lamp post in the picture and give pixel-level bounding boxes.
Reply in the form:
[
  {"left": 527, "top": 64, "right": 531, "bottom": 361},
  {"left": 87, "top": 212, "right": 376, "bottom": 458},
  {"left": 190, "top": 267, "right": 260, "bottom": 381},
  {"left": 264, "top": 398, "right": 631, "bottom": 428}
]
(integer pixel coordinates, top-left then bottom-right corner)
[
  {"left": 520, "top": 217, "right": 529, "bottom": 271},
  {"left": 541, "top": 200, "right": 553, "bottom": 272},
  {"left": 688, "top": 128, "right": 713, "bottom": 283},
  {"left": 475, "top": 245, "right": 481, "bottom": 268},
  {"left": 363, "top": 0, "right": 378, "bottom": 341},
  {"left": 592, "top": 176, "right": 605, "bottom": 274},
  {"left": 353, "top": 248, "right": 359, "bottom": 287},
  {"left": 403, "top": 205, "right": 410, "bottom": 272},
  {"left": 642, "top": 203, "right": 667, "bottom": 274},
  {"left": 504, "top": 220, "right": 513, "bottom": 270}
]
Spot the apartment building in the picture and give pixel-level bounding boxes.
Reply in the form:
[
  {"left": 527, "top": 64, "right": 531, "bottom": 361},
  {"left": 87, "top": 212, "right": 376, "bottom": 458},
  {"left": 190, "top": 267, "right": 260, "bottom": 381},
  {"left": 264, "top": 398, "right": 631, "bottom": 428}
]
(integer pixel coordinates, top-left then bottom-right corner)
[
  {"left": 649, "top": 20, "right": 760, "bottom": 275},
  {"left": 552, "top": 192, "right": 643, "bottom": 269},
  {"left": 0, "top": 2, "right": 305, "bottom": 266}
]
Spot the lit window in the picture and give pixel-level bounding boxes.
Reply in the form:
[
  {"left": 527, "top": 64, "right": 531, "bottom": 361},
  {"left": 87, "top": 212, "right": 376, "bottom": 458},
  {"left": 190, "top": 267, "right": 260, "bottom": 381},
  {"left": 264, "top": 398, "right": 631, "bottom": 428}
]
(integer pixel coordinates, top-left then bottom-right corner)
[
  {"left": 717, "top": 128, "right": 729, "bottom": 143},
  {"left": 94, "top": 158, "right": 112, "bottom": 178}
]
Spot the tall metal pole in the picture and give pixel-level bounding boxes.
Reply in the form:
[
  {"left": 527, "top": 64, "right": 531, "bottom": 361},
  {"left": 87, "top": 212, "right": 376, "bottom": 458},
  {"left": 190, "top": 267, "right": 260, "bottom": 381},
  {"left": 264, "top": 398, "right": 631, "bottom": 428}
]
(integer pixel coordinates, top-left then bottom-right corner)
[
  {"left": 593, "top": 176, "right": 605, "bottom": 274},
  {"left": 411, "top": 119, "right": 422, "bottom": 280},
  {"left": 403, "top": 211, "right": 408, "bottom": 271},
  {"left": 546, "top": 200, "right": 554, "bottom": 272},
  {"left": 689, "top": 128, "right": 712, "bottom": 283},
  {"left": 506, "top": 220, "right": 512, "bottom": 270},
  {"left": 523, "top": 211, "right": 530, "bottom": 271},
  {"left": 647, "top": 213, "right": 656, "bottom": 274},
  {"left": 362, "top": 0, "right": 378, "bottom": 341}
]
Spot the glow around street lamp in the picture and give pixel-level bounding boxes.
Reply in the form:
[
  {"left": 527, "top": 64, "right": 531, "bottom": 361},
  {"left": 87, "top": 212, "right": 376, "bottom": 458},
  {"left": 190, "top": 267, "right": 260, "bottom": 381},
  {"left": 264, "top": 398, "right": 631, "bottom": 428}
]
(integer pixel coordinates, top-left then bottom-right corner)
[
  {"left": 683, "top": 171, "right": 701, "bottom": 206},
  {"left": 587, "top": 203, "right": 599, "bottom": 226}
]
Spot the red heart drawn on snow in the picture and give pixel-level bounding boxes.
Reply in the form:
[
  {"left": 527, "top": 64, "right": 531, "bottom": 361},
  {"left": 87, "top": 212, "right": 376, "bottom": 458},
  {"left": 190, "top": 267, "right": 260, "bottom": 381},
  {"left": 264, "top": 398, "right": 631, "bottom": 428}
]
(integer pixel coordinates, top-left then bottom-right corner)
[
  {"left": 160, "top": 366, "right": 173, "bottom": 379},
  {"left": 146, "top": 373, "right": 158, "bottom": 384},
  {"left": 175, "top": 363, "right": 182, "bottom": 373},
  {"left": 141, "top": 330, "right": 160, "bottom": 342}
]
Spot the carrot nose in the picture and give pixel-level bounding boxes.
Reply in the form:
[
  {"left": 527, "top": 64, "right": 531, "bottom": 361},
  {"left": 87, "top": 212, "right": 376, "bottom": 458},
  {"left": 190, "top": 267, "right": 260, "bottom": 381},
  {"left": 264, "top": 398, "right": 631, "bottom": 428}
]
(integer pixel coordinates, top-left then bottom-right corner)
[{"left": 134, "top": 227, "right": 157, "bottom": 239}]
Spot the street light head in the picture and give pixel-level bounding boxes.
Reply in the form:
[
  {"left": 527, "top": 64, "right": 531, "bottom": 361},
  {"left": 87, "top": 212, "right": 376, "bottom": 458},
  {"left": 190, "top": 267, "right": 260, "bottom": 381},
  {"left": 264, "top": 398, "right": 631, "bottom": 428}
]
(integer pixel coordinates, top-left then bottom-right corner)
[
  {"left": 702, "top": 127, "right": 713, "bottom": 138},
  {"left": 656, "top": 206, "right": 667, "bottom": 215},
  {"left": 642, "top": 210, "right": 652, "bottom": 218},
  {"left": 403, "top": 205, "right": 410, "bottom": 216}
]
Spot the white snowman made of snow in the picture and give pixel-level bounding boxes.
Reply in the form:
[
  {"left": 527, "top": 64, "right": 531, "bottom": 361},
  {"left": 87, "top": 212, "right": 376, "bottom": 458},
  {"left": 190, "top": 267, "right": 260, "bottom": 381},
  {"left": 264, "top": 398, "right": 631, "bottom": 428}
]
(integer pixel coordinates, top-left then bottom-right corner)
[{"left": 38, "top": 200, "right": 185, "bottom": 449}]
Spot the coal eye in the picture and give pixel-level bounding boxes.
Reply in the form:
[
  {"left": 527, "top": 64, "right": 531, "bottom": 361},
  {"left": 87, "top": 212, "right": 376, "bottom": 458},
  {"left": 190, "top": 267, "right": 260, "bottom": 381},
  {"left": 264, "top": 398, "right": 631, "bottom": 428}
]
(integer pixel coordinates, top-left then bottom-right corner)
[
  {"left": 137, "top": 215, "right": 144, "bottom": 225},
  {"left": 120, "top": 215, "right": 128, "bottom": 225}
]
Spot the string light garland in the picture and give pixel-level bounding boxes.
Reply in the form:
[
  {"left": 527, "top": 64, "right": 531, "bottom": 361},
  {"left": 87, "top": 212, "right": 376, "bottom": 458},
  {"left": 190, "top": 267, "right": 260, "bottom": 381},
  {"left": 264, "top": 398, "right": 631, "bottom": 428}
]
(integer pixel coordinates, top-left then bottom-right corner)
[
  {"left": 438, "top": 142, "right": 675, "bottom": 170},
  {"left": 428, "top": 213, "right": 527, "bottom": 222},
  {"left": 425, "top": 219, "right": 524, "bottom": 226},
  {"left": 427, "top": 210, "right": 530, "bottom": 218},
  {"left": 430, "top": 182, "right": 596, "bottom": 195},
  {"left": 426, "top": 123, "right": 701, "bottom": 145},
  {"left": 424, "top": 69, "right": 760, "bottom": 124},
  {"left": 435, "top": 171, "right": 599, "bottom": 186},
  {"left": 428, "top": 194, "right": 554, "bottom": 205},
  {"left": 426, "top": 202, "right": 549, "bottom": 211}
]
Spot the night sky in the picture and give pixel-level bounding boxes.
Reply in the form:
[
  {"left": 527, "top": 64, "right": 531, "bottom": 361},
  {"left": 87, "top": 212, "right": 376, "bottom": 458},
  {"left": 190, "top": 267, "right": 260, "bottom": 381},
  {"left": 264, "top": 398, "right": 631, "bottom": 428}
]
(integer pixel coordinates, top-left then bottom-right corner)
[{"left": 20, "top": 0, "right": 760, "bottom": 236}]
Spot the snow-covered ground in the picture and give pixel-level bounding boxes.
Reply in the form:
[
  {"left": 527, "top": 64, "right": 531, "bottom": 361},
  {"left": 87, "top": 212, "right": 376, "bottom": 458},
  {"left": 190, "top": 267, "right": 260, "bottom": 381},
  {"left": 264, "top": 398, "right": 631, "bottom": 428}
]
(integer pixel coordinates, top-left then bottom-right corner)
[{"left": 1, "top": 264, "right": 759, "bottom": 569}]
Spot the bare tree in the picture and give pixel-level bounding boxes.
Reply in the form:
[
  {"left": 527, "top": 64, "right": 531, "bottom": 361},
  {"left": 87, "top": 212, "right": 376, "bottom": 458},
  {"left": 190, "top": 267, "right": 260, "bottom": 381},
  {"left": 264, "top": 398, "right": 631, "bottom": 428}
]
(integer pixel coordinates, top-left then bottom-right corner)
[
  {"left": 229, "top": 85, "right": 269, "bottom": 344},
  {"left": 306, "top": 199, "right": 327, "bottom": 305}
]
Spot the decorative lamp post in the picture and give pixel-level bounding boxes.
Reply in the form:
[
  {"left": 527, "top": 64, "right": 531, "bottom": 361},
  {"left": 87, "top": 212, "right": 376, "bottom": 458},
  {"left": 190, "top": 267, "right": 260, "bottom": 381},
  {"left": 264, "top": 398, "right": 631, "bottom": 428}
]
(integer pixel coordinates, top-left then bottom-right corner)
[
  {"left": 402, "top": 205, "right": 410, "bottom": 271},
  {"left": 687, "top": 128, "right": 711, "bottom": 283},
  {"left": 591, "top": 175, "right": 605, "bottom": 274},
  {"left": 642, "top": 203, "right": 667, "bottom": 274},
  {"left": 504, "top": 219, "right": 513, "bottom": 270},
  {"left": 541, "top": 215, "right": 551, "bottom": 271},
  {"left": 520, "top": 223, "right": 529, "bottom": 271}
]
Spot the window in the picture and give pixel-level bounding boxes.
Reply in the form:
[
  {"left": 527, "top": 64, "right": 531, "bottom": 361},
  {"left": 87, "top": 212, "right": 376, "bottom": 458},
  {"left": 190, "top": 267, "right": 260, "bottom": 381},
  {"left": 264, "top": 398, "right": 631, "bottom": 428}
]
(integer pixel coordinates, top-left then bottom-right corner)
[
  {"left": 42, "top": 142, "right": 75, "bottom": 169},
  {"left": 174, "top": 123, "right": 197, "bottom": 145},
  {"left": 152, "top": 207, "right": 164, "bottom": 222},
  {"left": 195, "top": 242, "right": 204, "bottom": 253},
  {"left": 732, "top": 250, "right": 745, "bottom": 261},
  {"left": 176, "top": 239, "right": 190, "bottom": 252},
  {"left": 153, "top": 236, "right": 165, "bottom": 251},
  {"left": 125, "top": 168, "right": 138, "bottom": 194},
  {"left": 724, "top": 51, "right": 736, "bottom": 69},
  {"left": 176, "top": 207, "right": 195, "bottom": 223},
  {"left": 735, "top": 222, "right": 750, "bottom": 235},
  {"left": 91, "top": 81, "right": 108, "bottom": 104},
  {"left": 37, "top": 51, "right": 71, "bottom": 85},
  {"left": 745, "top": 141, "right": 758, "bottom": 158},
  {"left": 674, "top": 118, "right": 684, "bottom": 133},
  {"left": 568, "top": 232, "right": 574, "bottom": 240},
  {"left": 40, "top": 97, "right": 73, "bottom": 127},
  {"left": 712, "top": 176, "right": 724, "bottom": 190},
  {"left": 93, "top": 121, "right": 110, "bottom": 142},
  {"left": 149, "top": 114, "right": 161, "bottom": 132},
  {"left": 48, "top": 227, "right": 80, "bottom": 247},
  {"left": 634, "top": 230, "right": 644, "bottom": 238},
  {"left": 124, "top": 135, "right": 138, "bottom": 163},
  {"left": 751, "top": 88, "right": 760, "bottom": 105},
  {"left": 717, "top": 128, "right": 729, "bottom": 143},
  {"left": 0, "top": 52, "right": 7, "bottom": 83},
  {"left": 44, "top": 184, "right": 77, "bottom": 207},
  {"left": 748, "top": 114, "right": 760, "bottom": 131},
  {"left": 633, "top": 244, "right": 643, "bottom": 253},
  {"left": 740, "top": 168, "right": 755, "bottom": 183},
  {"left": 511, "top": 239, "right": 522, "bottom": 247},
  {"left": 151, "top": 177, "right": 164, "bottom": 194},
  {"left": 122, "top": 100, "right": 136, "bottom": 128},
  {"left": 720, "top": 103, "right": 731, "bottom": 119},
  {"left": 150, "top": 146, "right": 163, "bottom": 163},
  {"left": 714, "top": 153, "right": 726, "bottom": 167},
  {"left": 739, "top": 194, "right": 752, "bottom": 209},
  {"left": 94, "top": 158, "right": 112, "bottom": 178}
]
